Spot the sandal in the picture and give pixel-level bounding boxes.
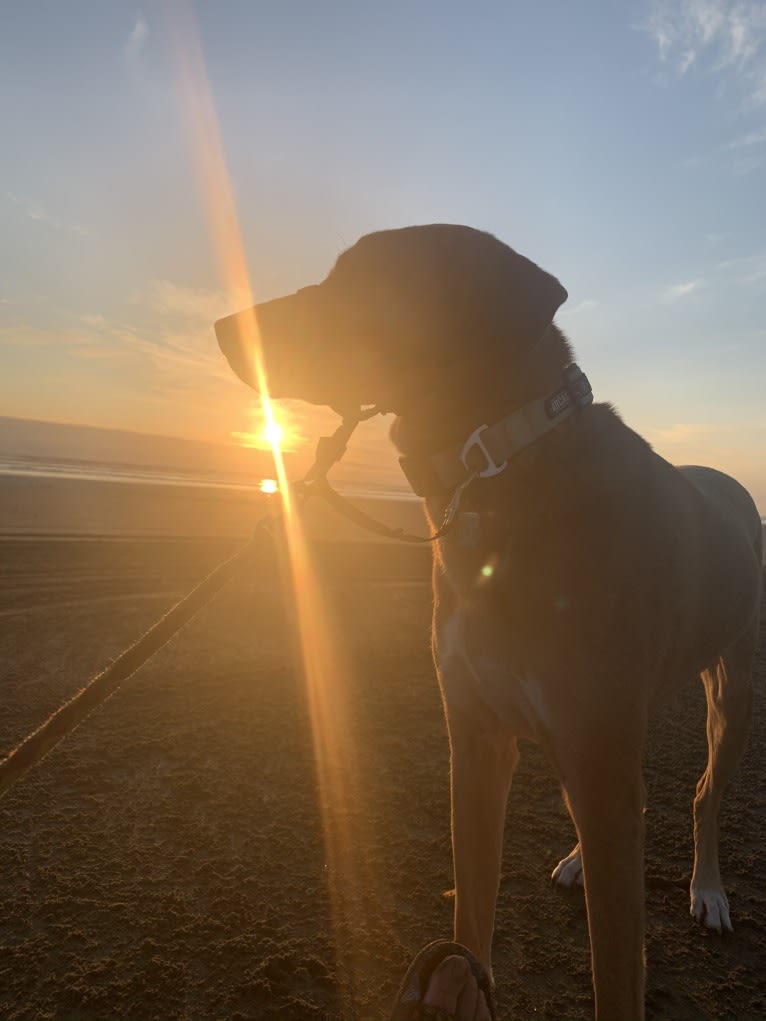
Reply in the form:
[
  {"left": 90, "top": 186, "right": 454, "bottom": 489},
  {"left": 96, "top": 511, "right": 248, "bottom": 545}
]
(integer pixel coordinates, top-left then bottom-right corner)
[{"left": 390, "top": 939, "right": 496, "bottom": 1020}]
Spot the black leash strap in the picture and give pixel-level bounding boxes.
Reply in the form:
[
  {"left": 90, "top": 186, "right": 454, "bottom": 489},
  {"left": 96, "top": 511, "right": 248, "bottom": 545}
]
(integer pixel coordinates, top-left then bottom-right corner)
[{"left": 0, "top": 410, "right": 458, "bottom": 801}]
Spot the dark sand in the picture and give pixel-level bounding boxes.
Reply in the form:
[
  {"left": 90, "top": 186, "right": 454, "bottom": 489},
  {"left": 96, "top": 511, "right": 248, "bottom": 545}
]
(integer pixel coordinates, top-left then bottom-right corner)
[{"left": 1, "top": 536, "right": 765, "bottom": 1021}]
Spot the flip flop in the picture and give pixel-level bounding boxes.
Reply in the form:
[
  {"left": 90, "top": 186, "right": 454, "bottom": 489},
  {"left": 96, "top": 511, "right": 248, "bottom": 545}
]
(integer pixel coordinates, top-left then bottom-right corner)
[{"left": 390, "top": 939, "right": 496, "bottom": 1021}]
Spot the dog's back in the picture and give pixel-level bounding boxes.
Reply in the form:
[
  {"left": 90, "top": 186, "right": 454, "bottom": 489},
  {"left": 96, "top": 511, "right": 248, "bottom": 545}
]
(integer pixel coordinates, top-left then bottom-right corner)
[
  {"left": 676, "top": 465, "right": 762, "bottom": 665},
  {"left": 680, "top": 465, "right": 762, "bottom": 557}
]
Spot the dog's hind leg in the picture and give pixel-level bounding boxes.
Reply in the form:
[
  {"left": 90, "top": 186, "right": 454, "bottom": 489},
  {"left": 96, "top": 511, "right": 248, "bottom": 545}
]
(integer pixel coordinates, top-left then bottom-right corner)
[{"left": 690, "top": 613, "right": 758, "bottom": 933}]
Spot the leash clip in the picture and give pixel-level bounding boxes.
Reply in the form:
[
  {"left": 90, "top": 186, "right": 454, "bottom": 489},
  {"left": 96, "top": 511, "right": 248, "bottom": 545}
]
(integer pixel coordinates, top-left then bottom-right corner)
[
  {"left": 461, "top": 425, "right": 508, "bottom": 479},
  {"left": 440, "top": 469, "right": 479, "bottom": 531}
]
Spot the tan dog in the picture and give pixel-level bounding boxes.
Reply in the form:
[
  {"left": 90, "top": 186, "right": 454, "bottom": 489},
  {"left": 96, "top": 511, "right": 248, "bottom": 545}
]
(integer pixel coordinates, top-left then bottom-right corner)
[{"left": 216, "top": 225, "right": 763, "bottom": 1020}]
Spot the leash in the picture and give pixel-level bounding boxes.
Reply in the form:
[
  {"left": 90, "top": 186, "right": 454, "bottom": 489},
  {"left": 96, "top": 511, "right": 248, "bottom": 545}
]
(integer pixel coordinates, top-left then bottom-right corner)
[
  {"left": 1, "top": 370, "right": 590, "bottom": 799},
  {"left": 309, "top": 475, "right": 472, "bottom": 544},
  {"left": 0, "top": 413, "right": 460, "bottom": 802},
  {"left": 296, "top": 408, "right": 473, "bottom": 544},
  {"left": 0, "top": 525, "right": 278, "bottom": 801}
]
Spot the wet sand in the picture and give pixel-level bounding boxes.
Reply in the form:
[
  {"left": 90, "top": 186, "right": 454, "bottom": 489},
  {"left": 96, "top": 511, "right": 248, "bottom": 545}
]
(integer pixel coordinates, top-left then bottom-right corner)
[{"left": 1, "top": 537, "right": 765, "bottom": 1020}]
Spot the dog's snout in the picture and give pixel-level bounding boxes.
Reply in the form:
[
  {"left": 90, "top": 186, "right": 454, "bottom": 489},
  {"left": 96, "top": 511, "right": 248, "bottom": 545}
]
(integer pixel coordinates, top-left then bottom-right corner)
[{"left": 215, "top": 289, "right": 324, "bottom": 396}]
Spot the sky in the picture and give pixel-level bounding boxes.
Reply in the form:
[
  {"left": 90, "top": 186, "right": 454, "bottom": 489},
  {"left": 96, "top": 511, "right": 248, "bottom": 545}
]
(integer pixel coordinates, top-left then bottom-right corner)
[{"left": 1, "top": 1, "right": 765, "bottom": 507}]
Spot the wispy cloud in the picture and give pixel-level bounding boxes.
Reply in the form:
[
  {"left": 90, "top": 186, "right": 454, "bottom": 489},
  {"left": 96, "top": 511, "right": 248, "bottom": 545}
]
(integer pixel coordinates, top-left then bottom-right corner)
[
  {"left": 679, "top": 48, "right": 697, "bottom": 75},
  {"left": 125, "top": 14, "right": 148, "bottom": 61},
  {"left": 147, "top": 280, "right": 249, "bottom": 326},
  {"left": 646, "top": 422, "right": 727, "bottom": 444},
  {"left": 80, "top": 313, "right": 107, "bottom": 328},
  {"left": 120, "top": 280, "right": 254, "bottom": 388},
  {"left": 6, "top": 193, "right": 88, "bottom": 237},
  {"left": 722, "top": 124, "right": 766, "bottom": 171},
  {"left": 0, "top": 324, "right": 123, "bottom": 358},
  {"left": 642, "top": 1, "right": 766, "bottom": 106},
  {"left": 662, "top": 279, "right": 706, "bottom": 301},
  {"left": 0, "top": 280, "right": 245, "bottom": 390},
  {"left": 558, "top": 298, "right": 599, "bottom": 316},
  {"left": 725, "top": 126, "right": 766, "bottom": 147},
  {"left": 716, "top": 249, "right": 766, "bottom": 286},
  {"left": 730, "top": 151, "right": 765, "bottom": 174}
]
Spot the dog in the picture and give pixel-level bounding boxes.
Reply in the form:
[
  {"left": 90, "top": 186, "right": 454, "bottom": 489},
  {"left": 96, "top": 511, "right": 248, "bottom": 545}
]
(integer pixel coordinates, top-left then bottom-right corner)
[{"left": 215, "top": 225, "right": 763, "bottom": 1020}]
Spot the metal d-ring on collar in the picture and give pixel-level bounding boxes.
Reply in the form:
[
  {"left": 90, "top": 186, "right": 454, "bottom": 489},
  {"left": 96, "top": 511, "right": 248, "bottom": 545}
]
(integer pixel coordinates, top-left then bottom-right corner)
[
  {"left": 399, "top": 363, "right": 593, "bottom": 497},
  {"left": 460, "top": 424, "right": 508, "bottom": 479}
]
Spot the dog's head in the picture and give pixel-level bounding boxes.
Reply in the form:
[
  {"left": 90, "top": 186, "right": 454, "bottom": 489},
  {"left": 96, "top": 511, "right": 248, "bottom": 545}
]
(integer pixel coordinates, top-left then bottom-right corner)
[{"left": 216, "top": 224, "right": 567, "bottom": 422}]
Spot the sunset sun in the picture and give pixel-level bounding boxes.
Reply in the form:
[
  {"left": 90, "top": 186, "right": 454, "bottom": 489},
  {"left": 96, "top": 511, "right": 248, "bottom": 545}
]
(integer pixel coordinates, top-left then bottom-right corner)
[{"left": 231, "top": 403, "right": 298, "bottom": 455}]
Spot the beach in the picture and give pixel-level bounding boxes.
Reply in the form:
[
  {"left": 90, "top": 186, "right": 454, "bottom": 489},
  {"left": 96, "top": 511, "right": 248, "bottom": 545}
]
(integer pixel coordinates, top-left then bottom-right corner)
[{"left": 1, "top": 476, "right": 765, "bottom": 1020}]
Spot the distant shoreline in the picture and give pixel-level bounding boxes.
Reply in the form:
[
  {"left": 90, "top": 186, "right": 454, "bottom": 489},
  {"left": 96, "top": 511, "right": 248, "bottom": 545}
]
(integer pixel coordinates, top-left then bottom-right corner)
[
  {"left": 1, "top": 469, "right": 763, "bottom": 559},
  {"left": 0, "top": 473, "right": 427, "bottom": 544},
  {"left": 0, "top": 455, "right": 415, "bottom": 503}
]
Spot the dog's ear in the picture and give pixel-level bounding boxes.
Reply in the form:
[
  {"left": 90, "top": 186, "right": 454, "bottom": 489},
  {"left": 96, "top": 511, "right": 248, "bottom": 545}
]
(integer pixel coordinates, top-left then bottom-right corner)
[
  {"left": 482, "top": 242, "right": 568, "bottom": 351},
  {"left": 419, "top": 227, "right": 567, "bottom": 359}
]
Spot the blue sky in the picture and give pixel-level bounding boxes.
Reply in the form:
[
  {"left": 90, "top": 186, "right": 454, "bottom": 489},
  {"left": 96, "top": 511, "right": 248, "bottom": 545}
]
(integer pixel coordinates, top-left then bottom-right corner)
[{"left": 1, "top": 1, "right": 764, "bottom": 507}]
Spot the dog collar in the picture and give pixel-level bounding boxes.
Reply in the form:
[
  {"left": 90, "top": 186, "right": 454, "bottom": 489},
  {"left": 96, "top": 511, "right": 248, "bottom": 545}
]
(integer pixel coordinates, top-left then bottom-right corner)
[{"left": 399, "top": 364, "right": 593, "bottom": 498}]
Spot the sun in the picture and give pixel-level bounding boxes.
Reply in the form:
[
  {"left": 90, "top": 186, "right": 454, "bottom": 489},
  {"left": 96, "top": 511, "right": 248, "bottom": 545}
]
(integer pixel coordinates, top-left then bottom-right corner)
[
  {"left": 231, "top": 402, "right": 298, "bottom": 453},
  {"left": 262, "top": 418, "right": 283, "bottom": 449}
]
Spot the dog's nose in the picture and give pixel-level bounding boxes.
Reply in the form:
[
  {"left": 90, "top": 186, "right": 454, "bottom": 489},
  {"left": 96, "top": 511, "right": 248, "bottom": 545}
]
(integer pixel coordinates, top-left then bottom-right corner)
[
  {"left": 215, "top": 288, "right": 321, "bottom": 394},
  {"left": 215, "top": 305, "right": 261, "bottom": 388}
]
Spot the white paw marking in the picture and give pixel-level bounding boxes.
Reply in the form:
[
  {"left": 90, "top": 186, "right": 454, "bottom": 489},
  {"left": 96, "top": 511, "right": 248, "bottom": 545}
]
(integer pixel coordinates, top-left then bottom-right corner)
[
  {"left": 552, "top": 846, "right": 584, "bottom": 888},
  {"left": 690, "top": 884, "right": 733, "bottom": 934}
]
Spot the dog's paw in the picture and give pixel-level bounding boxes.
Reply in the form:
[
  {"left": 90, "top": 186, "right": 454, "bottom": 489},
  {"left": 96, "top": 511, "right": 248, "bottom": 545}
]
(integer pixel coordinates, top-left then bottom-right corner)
[
  {"left": 690, "top": 884, "right": 733, "bottom": 934},
  {"left": 552, "top": 845, "right": 584, "bottom": 888}
]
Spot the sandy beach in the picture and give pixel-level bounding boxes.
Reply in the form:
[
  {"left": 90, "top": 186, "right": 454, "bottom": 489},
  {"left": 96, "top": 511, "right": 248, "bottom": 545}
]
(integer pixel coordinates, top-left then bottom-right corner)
[{"left": 1, "top": 478, "right": 765, "bottom": 1019}]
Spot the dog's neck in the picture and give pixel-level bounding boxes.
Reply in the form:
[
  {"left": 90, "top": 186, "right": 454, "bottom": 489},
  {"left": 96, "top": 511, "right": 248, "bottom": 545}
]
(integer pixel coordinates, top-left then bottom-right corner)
[{"left": 390, "top": 323, "right": 574, "bottom": 462}]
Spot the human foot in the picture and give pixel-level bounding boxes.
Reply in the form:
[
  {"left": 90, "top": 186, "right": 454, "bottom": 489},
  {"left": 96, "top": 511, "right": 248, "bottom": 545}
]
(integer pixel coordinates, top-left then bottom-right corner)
[{"left": 391, "top": 940, "right": 494, "bottom": 1020}]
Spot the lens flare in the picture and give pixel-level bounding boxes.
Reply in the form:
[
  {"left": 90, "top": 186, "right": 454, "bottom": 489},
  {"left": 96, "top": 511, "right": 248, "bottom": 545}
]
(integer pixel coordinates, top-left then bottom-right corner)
[
  {"left": 231, "top": 402, "right": 298, "bottom": 453},
  {"left": 168, "top": 8, "right": 390, "bottom": 1009},
  {"left": 263, "top": 415, "right": 283, "bottom": 450}
]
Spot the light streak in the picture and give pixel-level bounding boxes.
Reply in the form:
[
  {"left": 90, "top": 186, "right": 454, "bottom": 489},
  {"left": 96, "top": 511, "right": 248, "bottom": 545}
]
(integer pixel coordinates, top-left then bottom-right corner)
[{"left": 166, "top": 7, "right": 391, "bottom": 1009}]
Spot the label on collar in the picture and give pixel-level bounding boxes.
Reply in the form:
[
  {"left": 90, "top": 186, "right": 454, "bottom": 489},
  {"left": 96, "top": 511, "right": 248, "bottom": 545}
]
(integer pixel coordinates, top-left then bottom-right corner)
[{"left": 545, "top": 386, "right": 572, "bottom": 420}]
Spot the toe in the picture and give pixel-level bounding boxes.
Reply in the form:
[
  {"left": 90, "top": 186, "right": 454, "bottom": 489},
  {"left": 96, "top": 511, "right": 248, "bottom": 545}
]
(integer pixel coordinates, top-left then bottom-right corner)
[
  {"left": 426, "top": 955, "right": 480, "bottom": 1021},
  {"left": 552, "top": 851, "right": 583, "bottom": 888},
  {"left": 474, "top": 990, "right": 492, "bottom": 1020},
  {"left": 690, "top": 887, "right": 733, "bottom": 934}
]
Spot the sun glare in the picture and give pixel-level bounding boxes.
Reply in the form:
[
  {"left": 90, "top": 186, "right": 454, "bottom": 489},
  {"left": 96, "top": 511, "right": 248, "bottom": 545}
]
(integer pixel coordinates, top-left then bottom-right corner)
[
  {"left": 231, "top": 403, "right": 298, "bottom": 453},
  {"left": 259, "top": 478, "right": 278, "bottom": 494},
  {"left": 169, "top": 10, "right": 386, "bottom": 1010},
  {"left": 263, "top": 418, "right": 283, "bottom": 448}
]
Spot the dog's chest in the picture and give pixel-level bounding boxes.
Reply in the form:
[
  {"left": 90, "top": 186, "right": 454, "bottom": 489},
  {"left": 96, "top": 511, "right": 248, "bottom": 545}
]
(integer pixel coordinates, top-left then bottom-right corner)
[{"left": 434, "top": 577, "right": 552, "bottom": 741}]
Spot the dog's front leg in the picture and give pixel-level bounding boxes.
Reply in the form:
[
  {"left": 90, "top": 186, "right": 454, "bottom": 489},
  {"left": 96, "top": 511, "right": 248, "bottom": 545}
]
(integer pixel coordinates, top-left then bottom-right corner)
[
  {"left": 564, "top": 731, "right": 646, "bottom": 1021},
  {"left": 443, "top": 681, "right": 519, "bottom": 976}
]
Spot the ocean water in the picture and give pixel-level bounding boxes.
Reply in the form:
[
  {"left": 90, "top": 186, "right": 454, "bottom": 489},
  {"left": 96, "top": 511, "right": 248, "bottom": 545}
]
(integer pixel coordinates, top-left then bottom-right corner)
[
  {"left": 0, "top": 455, "right": 259, "bottom": 491},
  {"left": 0, "top": 452, "right": 763, "bottom": 551},
  {"left": 0, "top": 453, "right": 416, "bottom": 503}
]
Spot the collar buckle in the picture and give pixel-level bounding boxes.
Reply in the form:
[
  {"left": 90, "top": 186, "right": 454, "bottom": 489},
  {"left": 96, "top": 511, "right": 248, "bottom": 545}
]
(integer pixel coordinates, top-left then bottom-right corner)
[{"left": 460, "top": 424, "right": 508, "bottom": 479}]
